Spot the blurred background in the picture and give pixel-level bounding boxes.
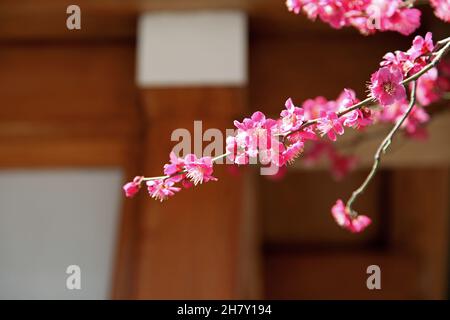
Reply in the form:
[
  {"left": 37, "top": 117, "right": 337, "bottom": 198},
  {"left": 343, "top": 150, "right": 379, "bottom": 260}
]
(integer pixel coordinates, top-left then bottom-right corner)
[{"left": 0, "top": 0, "right": 449, "bottom": 299}]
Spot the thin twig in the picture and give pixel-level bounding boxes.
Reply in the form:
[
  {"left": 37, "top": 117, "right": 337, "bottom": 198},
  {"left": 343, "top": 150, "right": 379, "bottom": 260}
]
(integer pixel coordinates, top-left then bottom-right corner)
[{"left": 345, "top": 81, "right": 418, "bottom": 217}]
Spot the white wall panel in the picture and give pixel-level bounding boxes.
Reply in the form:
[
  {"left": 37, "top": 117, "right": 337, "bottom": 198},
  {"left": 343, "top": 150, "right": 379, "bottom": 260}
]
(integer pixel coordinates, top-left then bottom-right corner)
[
  {"left": 137, "top": 11, "right": 247, "bottom": 86},
  {"left": 0, "top": 169, "right": 123, "bottom": 299}
]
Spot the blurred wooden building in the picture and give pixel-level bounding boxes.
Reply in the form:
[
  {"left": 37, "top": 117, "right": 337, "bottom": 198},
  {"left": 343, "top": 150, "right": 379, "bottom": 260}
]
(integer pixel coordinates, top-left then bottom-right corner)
[{"left": 0, "top": 0, "right": 449, "bottom": 299}]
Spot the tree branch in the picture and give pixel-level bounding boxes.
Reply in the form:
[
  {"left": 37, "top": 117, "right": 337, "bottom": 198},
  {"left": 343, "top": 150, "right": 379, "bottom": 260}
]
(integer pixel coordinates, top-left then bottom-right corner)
[{"left": 345, "top": 81, "right": 418, "bottom": 217}]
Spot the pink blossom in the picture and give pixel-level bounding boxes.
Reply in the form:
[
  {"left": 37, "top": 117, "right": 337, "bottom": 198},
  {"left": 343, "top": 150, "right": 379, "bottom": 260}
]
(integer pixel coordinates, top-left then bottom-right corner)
[
  {"left": 430, "top": 0, "right": 450, "bottom": 22},
  {"left": 280, "top": 98, "right": 305, "bottom": 132},
  {"left": 387, "top": 8, "right": 421, "bottom": 36},
  {"left": 287, "top": 128, "right": 318, "bottom": 142},
  {"left": 286, "top": 0, "right": 302, "bottom": 14},
  {"left": 331, "top": 199, "right": 371, "bottom": 233},
  {"left": 163, "top": 152, "right": 184, "bottom": 175},
  {"left": 163, "top": 152, "right": 186, "bottom": 182},
  {"left": 416, "top": 68, "right": 441, "bottom": 106},
  {"left": 226, "top": 135, "right": 249, "bottom": 165},
  {"left": 316, "top": 2, "right": 346, "bottom": 29},
  {"left": 229, "top": 111, "right": 284, "bottom": 166},
  {"left": 258, "top": 137, "right": 286, "bottom": 167},
  {"left": 369, "top": 67, "right": 406, "bottom": 106},
  {"left": 402, "top": 106, "right": 430, "bottom": 138},
  {"left": 377, "top": 99, "right": 430, "bottom": 137},
  {"left": 184, "top": 154, "right": 217, "bottom": 185},
  {"left": 302, "top": 96, "right": 335, "bottom": 120},
  {"left": 282, "top": 140, "right": 304, "bottom": 164},
  {"left": 380, "top": 51, "right": 415, "bottom": 75},
  {"left": 336, "top": 89, "right": 372, "bottom": 129},
  {"left": 407, "top": 32, "right": 434, "bottom": 61},
  {"left": 337, "top": 88, "right": 358, "bottom": 108},
  {"left": 233, "top": 111, "right": 277, "bottom": 132},
  {"left": 342, "top": 108, "right": 373, "bottom": 129},
  {"left": 367, "top": 0, "right": 420, "bottom": 36},
  {"left": 316, "top": 111, "right": 344, "bottom": 141},
  {"left": 287, "top": 0, "right": 421, "bottom": 35},
  {"left": 146, "top": 179, "right": 181, "bottom": 202},
  {"left": 351, "top": 215, "right": 373, "bottom": 233},
  {"left": 123, "top": 176, "right": 142, "bottom": 198}
]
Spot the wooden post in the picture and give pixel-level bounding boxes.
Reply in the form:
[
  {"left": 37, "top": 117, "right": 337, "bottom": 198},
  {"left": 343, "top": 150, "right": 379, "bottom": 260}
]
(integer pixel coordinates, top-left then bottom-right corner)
[{"left": 132, "top": 11, "right": 259, "bottom": 299}]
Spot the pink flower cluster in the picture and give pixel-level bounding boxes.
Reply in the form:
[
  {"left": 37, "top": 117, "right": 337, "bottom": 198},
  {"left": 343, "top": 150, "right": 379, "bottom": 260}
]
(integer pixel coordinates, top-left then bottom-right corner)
[
  {"left": 286, "top": 0, "right": 422, "bottom": 35},
  {"left": 370, "top": 33, "right": 449, "bottom": 136},
  {"left": 123, "top": 153, "right": 217, "bottom": 201},
  {"left": 226, "top": 90, "right": 374, "bottom": 169},
  {"left": 430, "top": 0, "right": 450, "bottom": 22},
  {"left": 226, "top": 107, "right": 304, "bottom": 167}
]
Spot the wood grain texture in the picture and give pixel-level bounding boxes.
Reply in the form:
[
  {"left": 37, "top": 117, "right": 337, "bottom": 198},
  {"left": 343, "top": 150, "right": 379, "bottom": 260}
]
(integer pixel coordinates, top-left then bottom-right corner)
[
  {"left": 264, "top": 250, "right": 421, "bottom": 299},
  {"left": 0, "top": 43, "right": 140, "bottom": 167},
  {"left": 391, "top": 169, "right": 449, "bottom": 299},
  {"left": 0, "top": 42, "right": 142, "bottom": 299}
]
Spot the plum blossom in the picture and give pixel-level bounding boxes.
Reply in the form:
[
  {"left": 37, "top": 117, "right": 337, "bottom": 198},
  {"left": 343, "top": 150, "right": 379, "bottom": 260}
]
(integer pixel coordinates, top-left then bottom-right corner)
[
  {"left": 286, "top": 0, "right": 301, "bottom": 14},
  {"left": 331, "top": 199, "right": 372, "bottom": 233},
  {"left": 407, "top": 32, "right": 434, "bottom": 61},
  {"left": 377, "top": 99, "right": 430, "bottom": 138},
  {"left": 380, "top": 50, "right": 415, "bottom": 75},
  {"left": 147, "top": 179, "right": 181, "bottom": 202},
  {"left": 163, "top": 152, "right": 185, "bottom": 175},
  {"left": 163, "top": 152, "right": 187, "bottom": 182},
  {"left": 316, "top": 111, "right": 345, "bottom": 141},
  {"left": 280, "top": 98, "right": 305, "bottom": 132},
  {"left": 415, "top": 68, "right": 444, "bottom": 106},
  {"left": 303, "top": 96, "right": 335, "bottom": 119},
  {"left": 386, "top": 6, "right": 421, "bottom": 36},
  {"left": 286, "top": 0, "right": 421, "bottom": 35},
  {"left": 228, "top": 111, "right": 287, "bottom": 167},
  {"left": 342, "top": 108, "right": 373, "bottom": 129},
  {"left": 282, "top": 140, "right": 304, "bottom": 164},
  {"left": 184, "top": 154, "right": 217, "bottom": 185},
  {"left": 258, "top": 137, "right": 286, "bottom": 167},
  {"left": 123, "top": 176, "right": 142, "bottom": 198},
  {"left": 369, "top": 67, "right": 406, "bottom": 106},
  {"left": 430, "top": 0, "right": 450, "bottom": 22},
  {"left": 337, "top": 89, "right": 373, "bottom": 129}
]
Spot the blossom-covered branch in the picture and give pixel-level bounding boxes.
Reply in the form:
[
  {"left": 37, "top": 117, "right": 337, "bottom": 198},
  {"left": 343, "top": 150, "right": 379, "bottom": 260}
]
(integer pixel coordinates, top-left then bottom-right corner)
[
  {"left": 123, "top": 33, "right": 450, "bottom": 233},
  {"left": 286, "top": 0, "right": 449, "bottom": 35}
]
